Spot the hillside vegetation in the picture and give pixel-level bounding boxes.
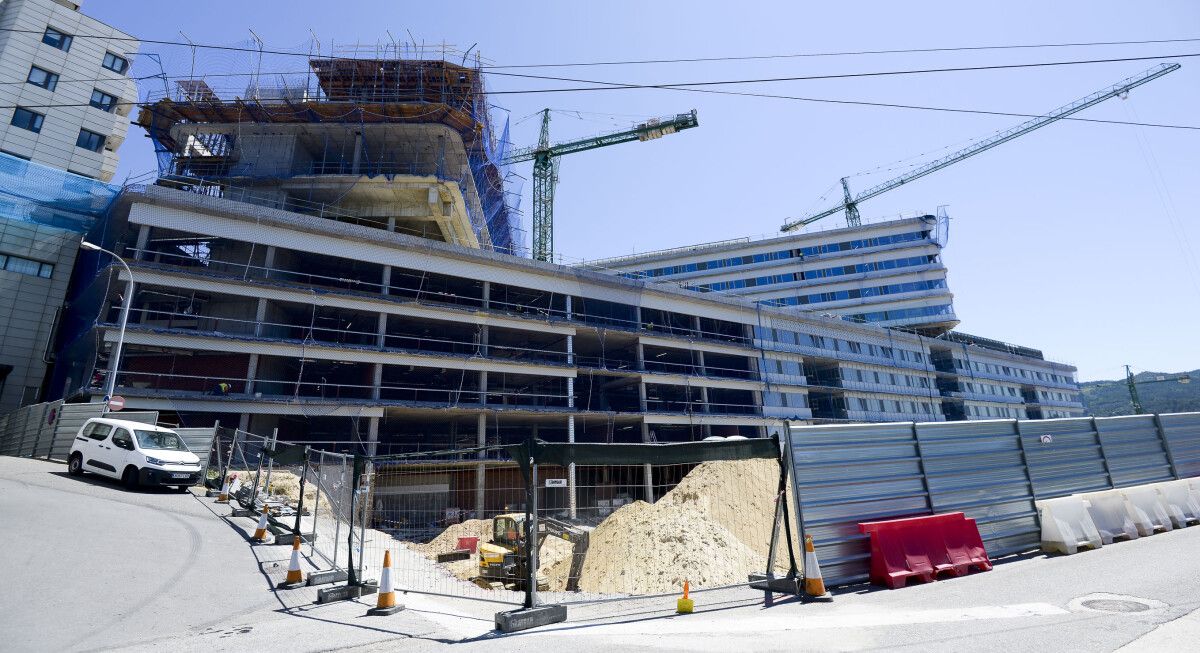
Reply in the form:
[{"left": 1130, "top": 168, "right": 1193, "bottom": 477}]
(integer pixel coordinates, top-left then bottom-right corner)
[{"left": 1081, "top": 369, "right": 1200, "bottom": 417}]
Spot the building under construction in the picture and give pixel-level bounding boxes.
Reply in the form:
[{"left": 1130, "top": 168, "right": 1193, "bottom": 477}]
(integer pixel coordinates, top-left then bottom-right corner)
[{"left": 47, "top": 50, "right": 1084, "bottom": 455}]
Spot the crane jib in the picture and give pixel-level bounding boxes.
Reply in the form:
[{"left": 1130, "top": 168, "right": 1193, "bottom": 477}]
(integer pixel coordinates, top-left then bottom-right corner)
[{"left": 780, "top": 62, "right": 1180, "bottom": 232}]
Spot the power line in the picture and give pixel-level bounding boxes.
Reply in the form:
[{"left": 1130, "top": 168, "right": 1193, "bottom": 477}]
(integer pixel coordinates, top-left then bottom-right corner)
[
  {"left": 482, "top": 52, "right": 1200, "bottom": 93},
  {"left": 484, "top": 38, "right": 1200, "bottom": 69},
  {"left": 1, "top": 25, "right": 1197, "bottom": 68}
]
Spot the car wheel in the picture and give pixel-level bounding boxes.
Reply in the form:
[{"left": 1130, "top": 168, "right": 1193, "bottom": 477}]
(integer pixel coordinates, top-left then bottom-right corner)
[
  {"left": 122, "top": 466, "right": 141, "bottom": 491},
  {"left": 68, "top": 454, "right": 84, "bottom": 476}
]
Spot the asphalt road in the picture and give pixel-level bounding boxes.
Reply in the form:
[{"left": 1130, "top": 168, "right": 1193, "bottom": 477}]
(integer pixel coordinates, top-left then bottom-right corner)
[{"left": 2, "top": 456, "right": 1198, "bottom": 652}]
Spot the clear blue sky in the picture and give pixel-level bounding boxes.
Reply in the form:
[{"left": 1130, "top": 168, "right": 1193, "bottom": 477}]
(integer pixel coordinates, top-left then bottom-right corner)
[{"left": 88, "top": 0, "right": 1200, "bottom": 382}]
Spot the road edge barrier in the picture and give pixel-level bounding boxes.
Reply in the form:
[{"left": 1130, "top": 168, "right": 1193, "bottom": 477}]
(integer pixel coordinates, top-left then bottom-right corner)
[{"left": 1036, "top": 496, "right": 1103, "bottom": 555}]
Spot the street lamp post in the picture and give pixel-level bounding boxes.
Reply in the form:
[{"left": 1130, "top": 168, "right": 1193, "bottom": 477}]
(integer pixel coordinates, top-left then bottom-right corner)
[
  {"left": 1124, "top": 364, "right": 1191, "bottom": 415},
  {"left": 80, "top": 240, "right": 133, "bottom": 409}
]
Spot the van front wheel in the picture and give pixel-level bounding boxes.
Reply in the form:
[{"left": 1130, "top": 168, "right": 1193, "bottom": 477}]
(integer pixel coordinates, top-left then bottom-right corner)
[{"left": 122, "top": 466, "right": 141, "bottom": 491}]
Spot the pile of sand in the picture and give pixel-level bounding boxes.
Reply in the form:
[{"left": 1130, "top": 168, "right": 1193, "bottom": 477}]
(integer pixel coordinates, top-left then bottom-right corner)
[
  {"left": 227, "top": 470, "right": 333, "bottom": 516},
  {"left": 407, "top": 518, "right": 578, "bottom": 592},
  {"left": 578, "top": 458, "right": 799, "bottom": 595}
]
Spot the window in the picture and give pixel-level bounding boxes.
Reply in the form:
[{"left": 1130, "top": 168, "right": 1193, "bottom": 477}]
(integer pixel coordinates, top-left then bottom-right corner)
[
  {"left": 76, "top": 129, "right": 106, "bottom": 152},
  {"left": 10, "top": 107, "right": 45, "bottom": 133},
  {"left": 27, "top": 66, "right": 59, "bottom": 91},
  {"left": 89, "top": 89, "right": 118, "bottom": 112},
  {"left": 85, "top": 422, "right": 113, "bottom": 441},
  {"left": 43, "top": 27, "right": 73, "bottom": 51},
  {"left": 102, "top": 52, "right": 129, "bottom": 74},
  {"left": 111, "top": 428, "right": 134, "bottom": 450},
  {"left": 1, "top": 252, "right": 54, "bottom": 278}
]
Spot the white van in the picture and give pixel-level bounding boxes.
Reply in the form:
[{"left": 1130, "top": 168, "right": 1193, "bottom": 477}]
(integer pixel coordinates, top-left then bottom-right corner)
[{"left": 67, "top": 417, "right": 203, "bottom": 490}]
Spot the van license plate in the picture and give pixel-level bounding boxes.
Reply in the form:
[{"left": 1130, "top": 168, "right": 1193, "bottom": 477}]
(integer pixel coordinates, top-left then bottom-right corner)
[{"left": 171, "top": 473, "right": 190, "bottom": 479}]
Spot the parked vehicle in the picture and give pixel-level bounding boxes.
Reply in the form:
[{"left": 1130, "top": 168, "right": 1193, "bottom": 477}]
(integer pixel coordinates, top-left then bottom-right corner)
[{"left": 67, "top": 418, "right": 202, "bottom": 490}]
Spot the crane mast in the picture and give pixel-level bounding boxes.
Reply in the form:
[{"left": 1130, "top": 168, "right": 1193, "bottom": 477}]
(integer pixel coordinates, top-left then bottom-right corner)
[
  {"left": 505, "top": 109, "right": 699, "bottom": 262},
  {"left": 782, "top": 62, "right": 1180, "bottom": 232}
]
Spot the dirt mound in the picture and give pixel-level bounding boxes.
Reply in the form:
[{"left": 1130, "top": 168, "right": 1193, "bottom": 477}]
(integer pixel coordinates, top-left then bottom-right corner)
[
  {"left": 407, "top": 518, "right": 578, "bottom": 592},
  {"left": 577, "top": 459, "right": 798, "bottom": 595},
  {"left": 227, "top": 470, "right": 333, "bottom": 516}
]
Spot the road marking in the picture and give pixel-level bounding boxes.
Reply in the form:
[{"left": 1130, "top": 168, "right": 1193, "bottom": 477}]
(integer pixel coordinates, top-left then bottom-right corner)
[{"left": 521, "top": 602, "right": 1069, "bottom": 636}]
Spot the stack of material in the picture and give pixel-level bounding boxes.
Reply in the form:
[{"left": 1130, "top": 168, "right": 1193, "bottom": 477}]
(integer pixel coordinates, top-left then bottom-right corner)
[
  {"left": 578, "top": 458, "right": 795, "bottom": 595},
  {"left": 407, "top": 518, "right": 576, "bottom": 591}
]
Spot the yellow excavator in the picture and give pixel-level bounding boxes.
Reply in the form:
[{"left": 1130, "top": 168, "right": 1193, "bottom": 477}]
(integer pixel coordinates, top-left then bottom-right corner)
[{"left": 474, "top": 513, "right": 590, "bottom": 591}]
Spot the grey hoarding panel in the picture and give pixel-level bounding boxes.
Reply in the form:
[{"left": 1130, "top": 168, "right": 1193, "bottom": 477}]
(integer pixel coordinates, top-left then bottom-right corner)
[
  {"left": 1095, "top": 415, "right": 1175, "bottom": 487},
  {"left": 916, "top": 420, "right": 1039, "bottom": 558},
  {"left": 1019, "top": 418, "right": 1111, "bottom": 498},
  {"left": 789, "top": 422, "right": 929, "bottom": 586},
  {"left": 1159, "top": 412, "right": 1200, "bottom": 479},
  {"left": 50, "top": 404, "right": 106, "bottom": 461}
]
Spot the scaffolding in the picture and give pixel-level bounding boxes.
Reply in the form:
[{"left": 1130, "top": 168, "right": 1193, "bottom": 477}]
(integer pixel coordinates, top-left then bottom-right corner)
[{"left": 136, "top": 44, "right": 525, "bottom": 256}]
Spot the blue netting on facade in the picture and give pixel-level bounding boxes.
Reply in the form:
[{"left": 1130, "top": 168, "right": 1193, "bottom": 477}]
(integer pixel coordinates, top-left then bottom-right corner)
[{"left": 0, "top": 152, "right": 120, "bottom": 233}]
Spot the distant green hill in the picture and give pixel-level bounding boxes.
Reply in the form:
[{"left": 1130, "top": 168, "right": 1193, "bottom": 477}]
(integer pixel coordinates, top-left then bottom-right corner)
[{"left": 1080, "top": 369, "right": 1200, "bottom": 417}]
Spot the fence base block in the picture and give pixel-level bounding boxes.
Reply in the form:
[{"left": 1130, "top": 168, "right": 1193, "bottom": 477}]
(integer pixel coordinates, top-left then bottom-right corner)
[
  {"left": 748, "top": 573, "right": 802, "bottom": 595},
  {"left": 231, "top": 508, "right": 257, "bottom": 518},
  {"left": 205, "top": 489, "right": 220, "bottom": 498},
  {"left": 495, "top": 605, "right": 567, "bottom": 633},
  {"left": 307, "top": 569, "right": 348, "bottom": 586},
  {"left": 316, "top": 582, "right": 377, "bottom": 604},
  {"left": 273, "top": 533, "right": 316, "bottom": 546}
]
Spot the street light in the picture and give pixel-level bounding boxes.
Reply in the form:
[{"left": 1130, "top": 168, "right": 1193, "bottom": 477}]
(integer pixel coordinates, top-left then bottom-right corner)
[
  {"left": 1125, "top": 364, "right": 1192, "bottom": 415},
  {"left": 80, "top": 240, "right": 133, "bottom": 410}
]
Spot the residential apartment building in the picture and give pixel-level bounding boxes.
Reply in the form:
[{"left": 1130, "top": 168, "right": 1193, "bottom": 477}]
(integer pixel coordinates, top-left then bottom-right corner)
[
  {"left": 581, "top": 215, "right": 957, "bottom": 334},
  {"left": 0, "top": 0, "right": 138, "bottom": 182}
]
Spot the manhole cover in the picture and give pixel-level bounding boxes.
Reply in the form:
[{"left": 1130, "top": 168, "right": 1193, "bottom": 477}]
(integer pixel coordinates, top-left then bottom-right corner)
[{"left": 1079, "top": 599, "right": 1151, "bottom": 613}]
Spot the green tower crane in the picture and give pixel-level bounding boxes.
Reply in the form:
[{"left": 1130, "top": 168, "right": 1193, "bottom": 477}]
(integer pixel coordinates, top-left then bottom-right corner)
[{"left": 504, "top": 109, "right": 699, "bottom": 262}]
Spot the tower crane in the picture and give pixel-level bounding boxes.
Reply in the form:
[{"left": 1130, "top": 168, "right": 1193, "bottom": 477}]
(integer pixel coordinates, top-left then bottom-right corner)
[
  {"left": 504, "top": 109, "right": 699, "bottom": 262},
  {"left": 781, "top": 62, "right": 1180, "bottom": 232}
]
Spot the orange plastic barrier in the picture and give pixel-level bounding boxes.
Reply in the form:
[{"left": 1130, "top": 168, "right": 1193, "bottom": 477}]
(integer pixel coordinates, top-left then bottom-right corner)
[{"left": 858, "top": 512, "right": 993, "bottom": 589}]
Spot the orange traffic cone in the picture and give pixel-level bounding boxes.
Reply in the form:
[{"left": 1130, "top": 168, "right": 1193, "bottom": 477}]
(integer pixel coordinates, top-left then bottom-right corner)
[
  {"left": 252, "top": 507, "right": 269, "bottom": 542},
  {"left": 279, "top": 536, "right": 304, "bottom": 586},
  {"left": 216, "top": 476, "right": 231, "bottom": 503},
  {"left": 368, "top": 550, "right": 403, "bottom": 615},
  {"left": 803, "top": 535, "right": 833, "bottom": 601},
  {"left": 676, "top": 580, "right": 694, "bottom": 614}
]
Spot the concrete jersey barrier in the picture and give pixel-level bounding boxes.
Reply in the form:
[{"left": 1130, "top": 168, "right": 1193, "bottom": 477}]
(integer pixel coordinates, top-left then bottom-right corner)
[
  {"left": 1079, "top": 490, "right": 1140, "bottom": 543},
  {"left": 1036, "top": 496, "right": 1103, "bottom": 555},
  {"left": 1119, "top": 486, "right": 1174, "bottom": 535},
  {"left": 1154, "top": 480, "right": 1200, "bottom": 527}
]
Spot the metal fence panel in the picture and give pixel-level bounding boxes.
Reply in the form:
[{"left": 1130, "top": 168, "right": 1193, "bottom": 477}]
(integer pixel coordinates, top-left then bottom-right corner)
[
  {"left": 1019, "top": 418, "right": 1111, "bottom": 498},
  {"left": 916, "top": 419, "right": 1038, "bottom": 558},
  {"left": 1096, "top": 415, "right": 1175, "bottom": 487},
  {"left": 788, "top": 422, "right": 929, "bottom": 586},
  {"left": 49, "top": 404, "right": 106, "bottom": 461},
  {"left": 1159, "top": 412, "right": 1200, "bottom": 479}
]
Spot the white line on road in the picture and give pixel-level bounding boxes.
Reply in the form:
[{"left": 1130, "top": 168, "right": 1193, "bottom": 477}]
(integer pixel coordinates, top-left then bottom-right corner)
[{"left": 522, "top": 602, "right": 1070, "bottom": 637}]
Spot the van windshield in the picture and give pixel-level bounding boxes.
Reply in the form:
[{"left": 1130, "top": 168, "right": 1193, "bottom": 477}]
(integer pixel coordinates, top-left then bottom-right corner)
[{"left": 134, "top": 429, "right": 189, "bottom": 451}]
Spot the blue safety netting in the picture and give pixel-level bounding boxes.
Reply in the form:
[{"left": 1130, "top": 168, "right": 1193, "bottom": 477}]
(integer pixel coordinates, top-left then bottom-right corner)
[{"left": 0, "top": 152, "right": 120, "bottom": 233}]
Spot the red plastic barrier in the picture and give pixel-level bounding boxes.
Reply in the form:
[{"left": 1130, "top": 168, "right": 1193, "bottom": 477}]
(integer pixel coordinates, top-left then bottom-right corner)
[
  {"left": 858, "top": 512, "right": 992, "bottom": 589},
  {"left": 457, "top": 536, "right": 479, "bottom": 553}
]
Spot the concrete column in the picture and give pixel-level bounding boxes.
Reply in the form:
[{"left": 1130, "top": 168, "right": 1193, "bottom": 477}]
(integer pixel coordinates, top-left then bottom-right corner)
[
  {"left": 253, "top": 298, "right": 267, "bottom": 337},
  {"left": 237, "top": 413, "right": 250, "bottom": 432},
  {"left": 371, "top": 364, "right": 383, "bottom": 400},
  {"left": 480, "top": 281, "right": 490, "bottom": 357},
  {"left": 134, "top": 225, "right": 150, "bottom": 260},
  {"left": 380, "top": 265, "right": 392, "bottom": 296},
  {"left": 376, "top": 313, "right": 387, "bottom": 349},
  {"left": 565, "top": 296, "right": 576, "bottom": 518},
  {"left": 260, "top": 245, "right": 276, "bottom": 280},
  {"left": 366, "top": 416, "right": 379, "bottom": 457},
  {"left": 475, "top": 412, "right": 486, "bottom": 519},
  {"left": 351, "top": 131, "right": 363, "bottom": 175},
  {"left": 387, "top": 216, "right": 396, "bottom": 233},
  {"left": 244, "top": 353, "right": 259, "bottom": 396},
  {"left": 634, "top": 334, "right": 654, "bottom": 502}
]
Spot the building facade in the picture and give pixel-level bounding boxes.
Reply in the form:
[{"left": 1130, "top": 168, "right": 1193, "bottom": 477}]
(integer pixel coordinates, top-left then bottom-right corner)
[
  {"left": 50, "top": 184, "right": 1083, "bottom": 454},
  {"left": 0, "top": 0, "right": 138, "bottom": 182},
  {"left": 0, "top": 151, "right": 118, "bottom": 412},
  {"left": 582, "top": 215, "right": 957, "bottom": 333}
]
